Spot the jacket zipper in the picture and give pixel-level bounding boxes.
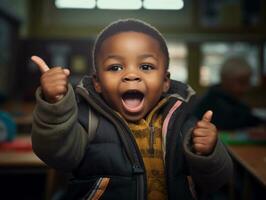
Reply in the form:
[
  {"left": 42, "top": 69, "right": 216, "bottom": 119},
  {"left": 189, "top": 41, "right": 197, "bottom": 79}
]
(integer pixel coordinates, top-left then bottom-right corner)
[
  {"left": 76, "top": 86, "right": 147, "bottom": 200},
  {"left": 116, "top": 116, "right": 146, "bottom": 200},
  {"left": 148, "top": 125, "right": 155, "bottom": 155}
]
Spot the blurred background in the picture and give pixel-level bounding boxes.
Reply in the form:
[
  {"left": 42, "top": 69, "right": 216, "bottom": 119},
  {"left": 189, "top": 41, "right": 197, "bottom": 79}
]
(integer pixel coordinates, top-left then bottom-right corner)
[{"left": 0, "top": 0, "right": 265, "bottom": 199}]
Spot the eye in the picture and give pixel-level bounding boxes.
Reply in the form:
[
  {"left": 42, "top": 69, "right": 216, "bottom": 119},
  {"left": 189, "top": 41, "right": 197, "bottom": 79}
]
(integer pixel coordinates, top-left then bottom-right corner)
[
  {"left": 108, "top": 65, "right": 123, "bottom": 71},
  {"left": 140, "top": 64, "right": 154, "bottom": 71}
]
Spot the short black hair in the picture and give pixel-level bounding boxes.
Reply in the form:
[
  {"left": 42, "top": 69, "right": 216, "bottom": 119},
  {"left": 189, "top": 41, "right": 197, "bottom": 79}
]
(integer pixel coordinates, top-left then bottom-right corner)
[{"left": 92, "top": 18, "right": 169, "bottom": 72}]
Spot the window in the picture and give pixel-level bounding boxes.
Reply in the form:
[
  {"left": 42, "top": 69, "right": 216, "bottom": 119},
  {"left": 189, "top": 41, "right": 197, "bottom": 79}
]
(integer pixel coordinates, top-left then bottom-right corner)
[
  {"left": 200, "top": 42, "right": 259, "bottom": 86},
  {"left": 167, "top": 42, "right": 187, "bottom": 82}
]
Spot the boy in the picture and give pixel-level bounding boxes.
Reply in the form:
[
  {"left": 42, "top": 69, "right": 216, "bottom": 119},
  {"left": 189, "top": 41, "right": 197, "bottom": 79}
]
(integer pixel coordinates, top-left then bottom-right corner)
[{"left": 31, "top": 19, "right": 233, "bottom": 200}]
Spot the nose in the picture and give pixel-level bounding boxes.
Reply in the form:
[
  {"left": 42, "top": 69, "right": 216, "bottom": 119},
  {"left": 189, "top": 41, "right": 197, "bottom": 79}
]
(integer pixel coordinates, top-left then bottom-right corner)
[{"left": 122, "top": 73, "right": 141, "bottom": 82}]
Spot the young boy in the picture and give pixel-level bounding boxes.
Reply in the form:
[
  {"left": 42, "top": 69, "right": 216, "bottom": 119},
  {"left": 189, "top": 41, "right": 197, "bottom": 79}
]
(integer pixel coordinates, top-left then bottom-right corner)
[{"left": 31, "top": 19, "right": 233, "bottom": 200}]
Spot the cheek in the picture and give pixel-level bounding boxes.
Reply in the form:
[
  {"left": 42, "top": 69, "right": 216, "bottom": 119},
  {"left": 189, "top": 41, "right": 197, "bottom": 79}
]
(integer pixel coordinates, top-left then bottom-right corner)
[
  {"left": 146, "top": 76, "right": 166, "bottom": 92},
  {"left": 98, "top": 73, "right": 118, "bottom": 89},
  {"left": 99, "top": 77, "right": 120, "bottom": 100},
  {"left": 100, "top": 81, "right": 117, "bottom": 95},
  {"left": 100, "top": 82, "right": 120, "bottom": 109},
  {"left": 145, "top": 81, "right": 166, "bottom": 105}
]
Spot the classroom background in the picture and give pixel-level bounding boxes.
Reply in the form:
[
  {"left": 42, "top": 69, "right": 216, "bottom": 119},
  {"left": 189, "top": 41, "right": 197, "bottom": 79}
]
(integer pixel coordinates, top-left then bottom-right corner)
[{"left": 0, "top": 0, "right": 265, "bottom": 199}]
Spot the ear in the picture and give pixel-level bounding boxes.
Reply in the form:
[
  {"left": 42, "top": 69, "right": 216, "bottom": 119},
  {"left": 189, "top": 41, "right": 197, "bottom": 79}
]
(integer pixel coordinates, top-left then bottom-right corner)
[
  {"left": 163, "top": 71, "right": 170, "bottom": 93},
  {"left": 92, "top": 73, "right": 102, "bottom": 93}
]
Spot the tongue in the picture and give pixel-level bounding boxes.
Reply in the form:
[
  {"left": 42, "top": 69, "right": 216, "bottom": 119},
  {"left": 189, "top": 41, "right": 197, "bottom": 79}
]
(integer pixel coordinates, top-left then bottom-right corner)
[{"left": 123, "top": 98, "right": 141, "bottom": 108}]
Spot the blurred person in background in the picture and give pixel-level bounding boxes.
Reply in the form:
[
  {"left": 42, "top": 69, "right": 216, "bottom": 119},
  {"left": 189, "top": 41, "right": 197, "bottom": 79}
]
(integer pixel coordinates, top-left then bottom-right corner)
[{"left": 194, "top": 56, "right": 265, "bottom": 130}]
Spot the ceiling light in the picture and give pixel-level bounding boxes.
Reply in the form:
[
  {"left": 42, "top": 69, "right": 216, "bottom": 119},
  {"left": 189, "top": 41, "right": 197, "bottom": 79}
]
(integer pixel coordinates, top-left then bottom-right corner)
[
  {"left": 55, "top": 0, "right": 96, "bottom": 9},
  {"left": 143, "top": 0, "right": 184, "bottom": 10},
  {"left": 97, "top": 0, "right": 142, "bottom": 10}
]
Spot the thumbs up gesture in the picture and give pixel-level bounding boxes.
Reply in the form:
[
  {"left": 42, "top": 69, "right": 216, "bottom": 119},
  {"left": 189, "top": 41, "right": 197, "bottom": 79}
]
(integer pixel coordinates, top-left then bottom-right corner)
[
  {"left": 31, "top": 55, "right": 70, "bottom": 103},
  {"left": 192, "top": 110, "right": 217, "bottom": 155}
]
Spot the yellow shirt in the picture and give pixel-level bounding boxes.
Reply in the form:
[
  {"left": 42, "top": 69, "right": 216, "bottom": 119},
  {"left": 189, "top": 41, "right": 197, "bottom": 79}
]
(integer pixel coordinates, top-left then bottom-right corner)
[{"left": 127, "top": 98, "right": 168, "bottom": 200}]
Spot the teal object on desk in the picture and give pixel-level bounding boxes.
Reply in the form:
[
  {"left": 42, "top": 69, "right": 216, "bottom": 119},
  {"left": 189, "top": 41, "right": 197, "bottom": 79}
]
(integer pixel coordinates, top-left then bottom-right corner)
[
  {"left": 0, "top": 111, "right": 17, "bottom": 142},
  {"left": 220, "top": 131, "right": 266, "bottom": 145}
]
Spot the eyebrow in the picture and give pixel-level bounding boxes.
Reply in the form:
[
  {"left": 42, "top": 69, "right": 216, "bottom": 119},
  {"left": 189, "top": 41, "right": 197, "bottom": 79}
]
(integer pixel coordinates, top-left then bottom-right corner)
[
  {"left": 103, "top": 54, "right": 124, "bottom": 62},
  {"left": 102, "top": 53, "right": 159, "bottom": 63}
]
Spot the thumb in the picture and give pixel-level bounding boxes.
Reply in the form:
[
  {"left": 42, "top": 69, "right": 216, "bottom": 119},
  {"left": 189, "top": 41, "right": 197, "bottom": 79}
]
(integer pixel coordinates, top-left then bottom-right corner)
[
  {"left": 31, "top": 55, "right": 50, "bottom": 74},
  {"left": 202, "top": 110, "right": 213, "bottom": 122}
]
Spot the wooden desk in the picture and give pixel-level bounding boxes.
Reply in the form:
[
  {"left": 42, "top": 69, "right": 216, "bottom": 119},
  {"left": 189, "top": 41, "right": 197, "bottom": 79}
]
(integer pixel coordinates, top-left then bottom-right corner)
[
  {"left": 226, "top": 144, "right": 266, "bottom": 200},
  {"left": 0, "top": 135, "right": 56, "bottom": 200},
  {"left": 0, "top": 151, "right": 43, "bottom": 167},
  {"left": 0, "top": 134, "right": 44, "bottom": 167},
  {"left": 227, "top": 145, "right": 266, "bottom": 187}
]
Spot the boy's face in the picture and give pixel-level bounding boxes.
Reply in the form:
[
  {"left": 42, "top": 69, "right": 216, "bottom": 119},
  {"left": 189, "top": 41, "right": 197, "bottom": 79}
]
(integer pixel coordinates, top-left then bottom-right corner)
[{"left": 93, "top": 31, "right": 170, "bottom": 122}]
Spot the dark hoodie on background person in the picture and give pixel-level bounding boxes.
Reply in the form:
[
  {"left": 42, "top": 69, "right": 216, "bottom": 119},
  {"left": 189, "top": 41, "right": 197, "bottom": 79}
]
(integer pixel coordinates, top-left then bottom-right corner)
[{"left": 194, "top": 84, "right": 263, "bottom": 130}]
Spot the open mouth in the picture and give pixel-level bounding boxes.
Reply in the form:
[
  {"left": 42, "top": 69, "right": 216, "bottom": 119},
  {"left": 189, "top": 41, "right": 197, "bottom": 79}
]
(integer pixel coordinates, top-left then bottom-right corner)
[{"left": 121, "top": 90, "right": 144, "bottom": 113}]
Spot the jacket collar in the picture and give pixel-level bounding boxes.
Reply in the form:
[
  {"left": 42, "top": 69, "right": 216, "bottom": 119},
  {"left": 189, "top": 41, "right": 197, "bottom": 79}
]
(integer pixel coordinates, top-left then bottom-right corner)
[{"left": 165, "top": 79, "right": 195, "bottom": 102}]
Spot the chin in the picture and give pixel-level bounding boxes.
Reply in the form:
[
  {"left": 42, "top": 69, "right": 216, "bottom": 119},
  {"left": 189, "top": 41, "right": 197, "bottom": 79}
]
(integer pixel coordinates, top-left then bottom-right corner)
[{"left": 122, "top": 113, "right": 145, "bottom": 123}]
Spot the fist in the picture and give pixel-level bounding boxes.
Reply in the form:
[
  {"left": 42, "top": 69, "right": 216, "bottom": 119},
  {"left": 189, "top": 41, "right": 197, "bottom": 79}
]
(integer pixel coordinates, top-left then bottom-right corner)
[
  {"left": 31, "top": 55, "right": 70, "bottom": 103},
  {"left": 192, "top": 110, "right": 217, "bottom": 155}
]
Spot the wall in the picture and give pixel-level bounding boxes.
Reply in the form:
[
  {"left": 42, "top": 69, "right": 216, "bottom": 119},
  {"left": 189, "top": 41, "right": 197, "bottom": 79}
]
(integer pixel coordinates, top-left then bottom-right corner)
[
  {"left": 28, "top": 0, "right": 194, "bottom": 39},
  {"left": 0, "top": 0, "right": 29, "bottom": 37},
  {"left": 1, "top": 0, "right": 266, "bottom": 105}
]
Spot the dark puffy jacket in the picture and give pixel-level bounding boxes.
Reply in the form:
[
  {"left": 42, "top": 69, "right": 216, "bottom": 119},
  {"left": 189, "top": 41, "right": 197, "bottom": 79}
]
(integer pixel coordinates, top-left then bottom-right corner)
[{"left": 32, "top": 77, "right": 233, "bottom": 200}]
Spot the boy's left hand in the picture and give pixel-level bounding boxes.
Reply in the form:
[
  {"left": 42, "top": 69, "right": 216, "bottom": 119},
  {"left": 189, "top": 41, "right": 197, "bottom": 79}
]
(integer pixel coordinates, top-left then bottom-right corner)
[{"left": 192, "top": 110, "right": 217, "bottom": 155}]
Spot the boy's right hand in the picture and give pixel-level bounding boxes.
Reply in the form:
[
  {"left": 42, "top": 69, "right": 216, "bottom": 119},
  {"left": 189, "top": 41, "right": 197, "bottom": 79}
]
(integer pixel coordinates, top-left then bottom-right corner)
[{"left": 31, "top": 55, "right": 70, "bottom": 103}]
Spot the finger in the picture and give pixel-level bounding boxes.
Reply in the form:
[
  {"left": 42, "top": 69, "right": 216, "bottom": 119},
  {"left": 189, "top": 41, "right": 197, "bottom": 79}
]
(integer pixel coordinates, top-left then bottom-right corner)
[
  {"left": 42, "top": 67, "right": 70, "bottom": 77},
  {"left": 193, "top": 137, "right": 207, "bottom": 145},
  {"left": 42, "top": 71, "right": 69, "bottom": 81},
  {"left": 44, "top": 85, "right": 68, "bottom": 97},
  {"left": 63, "top": 69, "right": 70, "bottom": 76},
  {"left": 41, "top": 80, "right": 68, "bottom": 89},
  {"left": 55, "top": 95, "right": 64, "bottom": 101},
  {"left": 196, "top": 121, "right": 216, "bottom": 130},
  {"left": 31, "top": 55, "right": 50, "bottom": 74},
  {"left": 193, "top": 143, "right": 206, "bottom": 155},
  {"left": 193, "top": 128, "right": 214, "bottom": 137},
  {"left": 202, "top": 110, "right": 213, "bottom": 122}
]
